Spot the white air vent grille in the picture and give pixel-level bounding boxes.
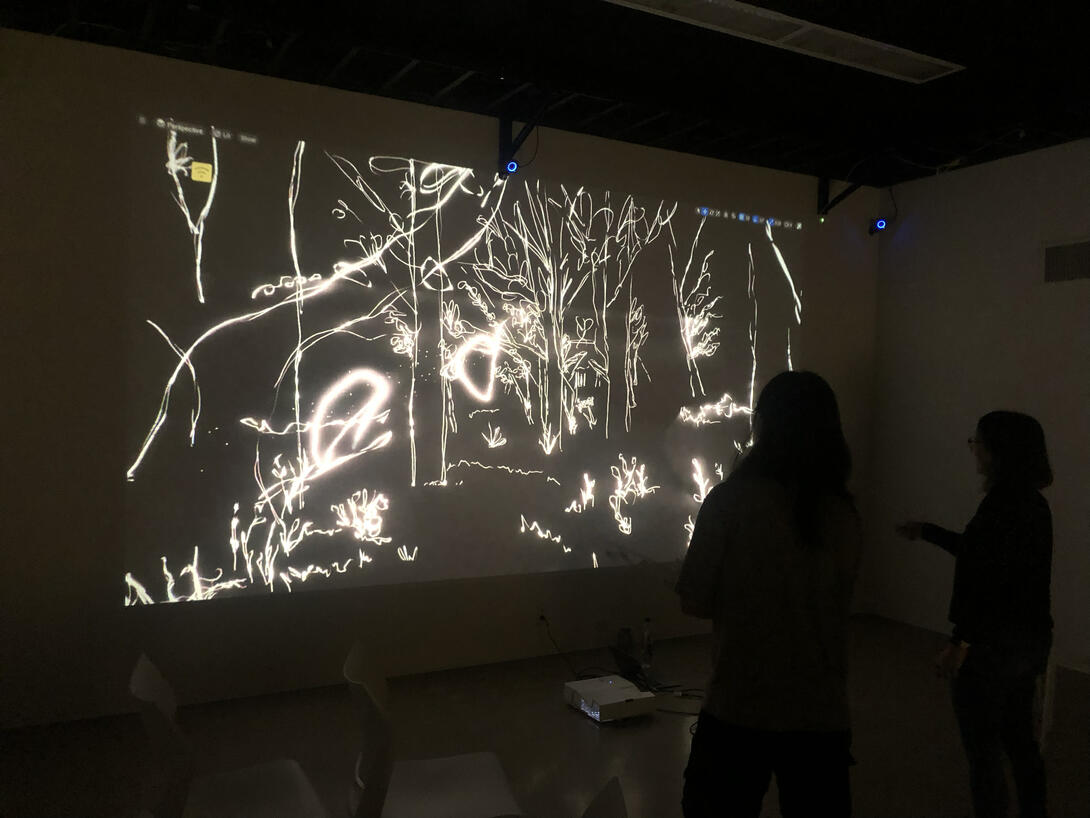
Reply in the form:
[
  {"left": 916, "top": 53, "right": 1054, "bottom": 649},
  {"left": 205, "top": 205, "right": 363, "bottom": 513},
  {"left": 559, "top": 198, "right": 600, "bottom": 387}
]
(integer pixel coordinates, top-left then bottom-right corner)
[
  {"left": 605, "top": 0, "right": 964, "bottom": 83},
  {"left": 1044, "top": 240, "right": 1090, "bottom": 283}
]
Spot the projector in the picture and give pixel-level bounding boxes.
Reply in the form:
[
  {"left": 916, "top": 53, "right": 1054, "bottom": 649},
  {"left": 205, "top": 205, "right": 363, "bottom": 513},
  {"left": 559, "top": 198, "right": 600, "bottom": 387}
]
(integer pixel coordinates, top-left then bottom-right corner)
[{"left": 564, "top": 675, "right": 658, "bottom": 723}]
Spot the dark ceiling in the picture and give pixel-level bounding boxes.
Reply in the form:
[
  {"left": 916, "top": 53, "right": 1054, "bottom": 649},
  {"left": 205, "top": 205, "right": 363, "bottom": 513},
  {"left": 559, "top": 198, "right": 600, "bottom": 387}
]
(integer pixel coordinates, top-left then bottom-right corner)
[{"left": 3, "top": 1, "right": 1087, "bottom": 187}]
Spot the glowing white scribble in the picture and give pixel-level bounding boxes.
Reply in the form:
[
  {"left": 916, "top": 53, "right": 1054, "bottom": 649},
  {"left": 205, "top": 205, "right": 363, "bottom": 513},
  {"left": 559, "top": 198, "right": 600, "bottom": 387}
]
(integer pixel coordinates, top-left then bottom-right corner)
[
  {"left": 331, "top": 490, "right": 391, "bottom": 545},
  {"left": 288, "top": 564, "right": 331, "bottom": 583},
  {"left": 766, "top": 221, "right": 802, "bottom": 324},
  {"left": 678, "top": 393, "right": 751, "bottom": 426},
  {"left": 744, "top": 242, "right": 761, "bottom": 449},
  {"left": 142, "top": 547, "right": 249, "bottom": 605},
  {"left": 670, "top": 217, "right": 722, "bottom": 397},
  {"left": 539, "top": 424, "right": 561, "bottom": 455},
  {"left": 445, "top": 459, "right": 561, "bottom": 486},
  {"left": 147, "top": 320, "right": 201, "bottom": 445},
  {"left": 165, "top": 127, "right": 219, "bottom": 303},
  {"left": 445, "top": 323, "right": 504, "bottom": 402},
  {"left": 624, "top": 298, "right": 649, "bottom": 432},
  {"left": 309, "top": 369, "right": 393, "bottom": 471},
  {"left": 684, "top": 515, "right": 695, "bottom": 548},
  {"left": 691, "top": 458, "right": 713, "bottom": 503},
  {"left": 397, "top": 545, "right": 418, "bottom": 561},
  {"left": 250, "top": 274, "right": 325, "bottom": 300},
  {"left": 520, "top": 515, "right": 563, "bottom": 544},
  {"left": 482, "top": 422, "right": 507, "bottom": 448},
  {"left": 565, "top": 473, "right": 596, "bottom": 513},
  {"left": 124, "top": 573, "right": 154, "bottom": 606},
  {"left": 608, "top": 454, "right": 659, "bottom": 535}
]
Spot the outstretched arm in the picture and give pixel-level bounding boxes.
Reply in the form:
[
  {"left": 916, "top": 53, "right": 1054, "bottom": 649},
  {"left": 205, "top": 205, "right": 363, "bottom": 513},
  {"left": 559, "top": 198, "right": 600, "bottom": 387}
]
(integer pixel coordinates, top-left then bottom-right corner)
[
  {"left": 896, "top": 520, "right": 962, "bottom": 556},
  {"left": 921, "top": 523, "right": 963, "bottom": 556}
]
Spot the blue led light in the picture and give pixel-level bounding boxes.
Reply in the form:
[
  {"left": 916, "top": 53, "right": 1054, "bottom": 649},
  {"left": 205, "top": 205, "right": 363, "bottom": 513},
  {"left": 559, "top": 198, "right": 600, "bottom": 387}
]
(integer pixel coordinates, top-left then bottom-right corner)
[
  {"left": 505, "top": 159, "right": 519, "bottom": 174},
  {"left": 876, "top": 219, "right": 887, "bottom": 230},
  {"left": 752, "top": 215, "right": 760, "bottom": 223}
]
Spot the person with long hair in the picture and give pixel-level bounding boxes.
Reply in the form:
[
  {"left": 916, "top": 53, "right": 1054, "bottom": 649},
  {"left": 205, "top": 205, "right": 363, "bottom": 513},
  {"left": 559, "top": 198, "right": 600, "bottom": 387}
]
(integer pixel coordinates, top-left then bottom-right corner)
[
  {"left": 897, "top": 411, "right": 1053, "bottom": 818},
  {"left": 677, "top": 371, "right": 861, "bottom": 817}
]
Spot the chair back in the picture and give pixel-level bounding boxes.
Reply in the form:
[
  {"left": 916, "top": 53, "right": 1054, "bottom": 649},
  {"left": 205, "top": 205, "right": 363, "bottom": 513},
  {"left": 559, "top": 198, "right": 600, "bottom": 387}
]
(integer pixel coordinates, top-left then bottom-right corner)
[
  {"left": 344, "top": 642, "right": 394, "bottom": 818},
  {"left": 129, "top": 654, "right": 193, "bottom": 818},
  {"left": 581, "top": 777, "right": 627, "bottom": 818}
]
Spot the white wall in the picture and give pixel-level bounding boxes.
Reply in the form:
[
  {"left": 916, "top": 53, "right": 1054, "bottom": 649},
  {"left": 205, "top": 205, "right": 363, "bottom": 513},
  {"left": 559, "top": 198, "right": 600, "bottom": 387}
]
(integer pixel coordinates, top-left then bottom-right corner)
[
  {"left": 863, "top": 139, "right": 1090, "bottom": 671},
  {"left": 0, "top": 29, "right": 880, "bottom": 726}
]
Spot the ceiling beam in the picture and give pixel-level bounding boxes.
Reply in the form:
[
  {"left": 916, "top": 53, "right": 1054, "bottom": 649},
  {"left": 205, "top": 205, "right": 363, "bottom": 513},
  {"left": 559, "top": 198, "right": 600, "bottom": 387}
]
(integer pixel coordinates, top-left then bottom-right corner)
[
  {"left": 577, "top": 101, "right": 624, "bottom": 129},
  {"left": 136, "top": 0, "right": 158, "bottom": 47},
  {"left": 380, "top": 58, "right": 420, "bottom": 93},
  {"left": 613, "top": 110, "right": 667, "bottom": 138},
  {"left": 650, "top": 118, "right": 709, "bottom": 146},
  {"left": 431, "top": 69, "right": 475, "bottom": 103},
  {"left": 487, "top": 81, "right": 533, "bottom": 111},
  {"left": 267, "top": 31, "right": 300, "bottom": 73},
  {"left": 547, "top": 92, "right": 582, "bottom": 112},
  {"left": 325, "top": 45, "right": 363, "bottom": 83},
  {"left": 203, "top": 14, "right": 232, "bottom": 60}
]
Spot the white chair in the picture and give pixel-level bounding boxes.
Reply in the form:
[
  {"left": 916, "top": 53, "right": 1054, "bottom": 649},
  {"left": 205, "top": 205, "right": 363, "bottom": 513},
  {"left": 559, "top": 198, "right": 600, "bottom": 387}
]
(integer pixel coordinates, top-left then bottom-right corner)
[
  {"left": 581, "top": 777, "right": 628, "bottom": 818},
  {"left": 343, "top": 641, "right": 524, "bottom": 818},
  {"left": 130, "top": 654, "right": 329, "bottom": 818}
]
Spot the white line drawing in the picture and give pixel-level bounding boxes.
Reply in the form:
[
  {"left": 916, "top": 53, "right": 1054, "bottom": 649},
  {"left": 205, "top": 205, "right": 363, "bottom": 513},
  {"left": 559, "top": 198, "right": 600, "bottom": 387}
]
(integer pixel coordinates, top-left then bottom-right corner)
[
  {"left": 608, "top": 454, "right": 659, "bottom": 535},
  {"left": 165, "top": 128, "right": 219, "bottom": 303},
  {"left": 331, "top": 490, "right": 391, "bottom": 545},
  {"left": 125, "top": 135, "right": 802, "bottom": 602},
  {"left": 482, "top": 423, "right": 507, "bottom": 448},
  {"left": 678, "top": 393, "right": 751, "bottom": 426},
  {"left": 565, "top": 473, "right": 596, "bottom": 513},
  {"left": 691, "top": 458, "right": 713, "bottom": 503},
  {"left": 669, "top": 216, "right": 722, "bottom": 397},
  {"left": 519, "top": 515, "right": 564, "bottom": 544}
]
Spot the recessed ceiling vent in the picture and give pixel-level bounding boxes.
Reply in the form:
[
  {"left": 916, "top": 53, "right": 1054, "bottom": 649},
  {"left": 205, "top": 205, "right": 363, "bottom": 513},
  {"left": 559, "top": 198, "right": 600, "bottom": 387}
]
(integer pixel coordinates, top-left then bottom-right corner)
[{"left": 604, "top": 0, "right": 965, "bottom": 83}]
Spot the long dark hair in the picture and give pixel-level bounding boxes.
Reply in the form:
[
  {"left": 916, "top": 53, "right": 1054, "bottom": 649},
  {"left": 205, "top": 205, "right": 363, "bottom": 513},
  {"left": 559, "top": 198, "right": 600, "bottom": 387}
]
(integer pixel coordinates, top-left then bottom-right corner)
[
  {"left": 977, "top": 411, "right": 1052, "bottom": 490},
  {"left": 731, "top": 371, "right": 854, "bottom": 544}
]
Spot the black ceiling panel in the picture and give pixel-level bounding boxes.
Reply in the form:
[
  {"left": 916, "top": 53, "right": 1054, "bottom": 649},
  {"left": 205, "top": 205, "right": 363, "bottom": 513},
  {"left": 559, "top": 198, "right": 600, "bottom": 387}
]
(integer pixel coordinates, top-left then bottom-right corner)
[{"left": 2, "top": 0, "right": 1087, "bottom": 187}]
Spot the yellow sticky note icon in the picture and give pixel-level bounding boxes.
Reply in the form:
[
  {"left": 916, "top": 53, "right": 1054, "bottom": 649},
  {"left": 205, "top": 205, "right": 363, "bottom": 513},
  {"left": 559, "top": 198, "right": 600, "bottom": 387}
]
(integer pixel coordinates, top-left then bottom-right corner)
[{"left": 191, "top": 162, "right": 213, "bottom": 183}]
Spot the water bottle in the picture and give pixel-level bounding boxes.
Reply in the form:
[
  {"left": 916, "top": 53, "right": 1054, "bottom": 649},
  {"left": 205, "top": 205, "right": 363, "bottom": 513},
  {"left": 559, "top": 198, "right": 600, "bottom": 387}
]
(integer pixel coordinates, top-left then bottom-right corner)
[{"left": 641, "top": 617, "right": 653, "bottom": 672}]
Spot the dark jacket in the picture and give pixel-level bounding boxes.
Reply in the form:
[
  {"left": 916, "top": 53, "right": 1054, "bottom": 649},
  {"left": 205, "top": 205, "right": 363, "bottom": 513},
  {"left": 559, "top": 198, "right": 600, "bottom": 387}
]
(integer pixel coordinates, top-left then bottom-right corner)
[
  {"left": 676, "top": 476, "right": 861, "bottom": 731},
  {"left": 922, "top": 483, "right": 1053, "bottom": 667}
]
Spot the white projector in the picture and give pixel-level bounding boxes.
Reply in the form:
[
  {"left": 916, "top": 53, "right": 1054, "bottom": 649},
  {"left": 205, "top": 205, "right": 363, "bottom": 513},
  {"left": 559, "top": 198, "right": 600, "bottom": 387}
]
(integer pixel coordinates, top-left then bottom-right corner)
[{"left": 563, "top": 675, "right": 658, "bottom": 722}]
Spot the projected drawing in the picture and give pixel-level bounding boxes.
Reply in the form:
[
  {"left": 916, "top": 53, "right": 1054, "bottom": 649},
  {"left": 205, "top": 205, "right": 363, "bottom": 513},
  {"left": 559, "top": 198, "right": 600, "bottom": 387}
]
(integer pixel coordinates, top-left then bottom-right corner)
[
  {"left": 123, "top": 123, "right": 803, "bottom": 604},
  {"left": 165, "top": 129, "right": 219, "bottom": 303}
]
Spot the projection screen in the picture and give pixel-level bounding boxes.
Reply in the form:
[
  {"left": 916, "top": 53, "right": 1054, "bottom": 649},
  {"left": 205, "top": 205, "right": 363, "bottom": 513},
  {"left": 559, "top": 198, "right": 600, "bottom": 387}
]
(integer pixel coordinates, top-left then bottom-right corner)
[{"left": 122, "top": 114, "right": 806, "bottom": 604}]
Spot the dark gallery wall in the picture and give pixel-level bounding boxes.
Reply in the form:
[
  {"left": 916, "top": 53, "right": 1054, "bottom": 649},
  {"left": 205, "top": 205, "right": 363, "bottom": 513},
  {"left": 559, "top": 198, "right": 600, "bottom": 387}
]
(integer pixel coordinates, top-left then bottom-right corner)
[
  {"left": 862, "top": 139, "right": 1090, "bottom": 673},
  {"left": 0, "top": 28, "right": 880, "bottom": 726}
]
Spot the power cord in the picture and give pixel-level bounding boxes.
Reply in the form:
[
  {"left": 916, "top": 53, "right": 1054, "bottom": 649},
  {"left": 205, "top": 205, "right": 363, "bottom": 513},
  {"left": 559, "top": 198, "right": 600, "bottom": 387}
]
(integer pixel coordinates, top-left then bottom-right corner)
[
  {"left": 518, "top": 127, "right": 540, "bottom": 168},
  {"left": 540, "top": 614, "right": 579, "bottom": 679}
]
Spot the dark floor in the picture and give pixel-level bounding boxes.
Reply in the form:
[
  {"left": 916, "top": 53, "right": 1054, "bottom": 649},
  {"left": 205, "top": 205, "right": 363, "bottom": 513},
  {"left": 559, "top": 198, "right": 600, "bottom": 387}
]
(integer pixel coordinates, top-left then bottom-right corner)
[{"left": 1, "top": 615, "right": 1087, "bottom": 817}]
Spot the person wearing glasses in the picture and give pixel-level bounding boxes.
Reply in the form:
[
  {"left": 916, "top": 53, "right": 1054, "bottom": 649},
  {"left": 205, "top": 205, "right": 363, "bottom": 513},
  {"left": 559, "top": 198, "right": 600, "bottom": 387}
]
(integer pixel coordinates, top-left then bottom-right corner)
[{"left": 897, "top": 411, "right": 1053, "bottom": 818}]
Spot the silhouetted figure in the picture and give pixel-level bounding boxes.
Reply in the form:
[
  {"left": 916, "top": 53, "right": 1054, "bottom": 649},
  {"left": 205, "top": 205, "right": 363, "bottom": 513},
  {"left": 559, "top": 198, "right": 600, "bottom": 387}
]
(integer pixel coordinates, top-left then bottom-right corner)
[
  {"left": 897, "top": 410, "right": 1053, "bottom": 818},
  {"left": 677, "top": 371, "right": 861, "bottom": 817}
]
